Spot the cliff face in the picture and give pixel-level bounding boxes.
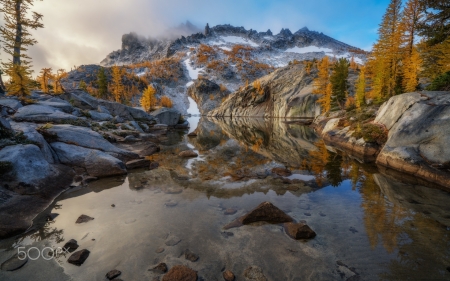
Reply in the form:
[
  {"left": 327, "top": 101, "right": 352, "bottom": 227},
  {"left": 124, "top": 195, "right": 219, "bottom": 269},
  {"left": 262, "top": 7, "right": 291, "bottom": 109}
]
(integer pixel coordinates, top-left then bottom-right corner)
[{"left": 208, "top": 64, "right": 320, "bottom": 118}]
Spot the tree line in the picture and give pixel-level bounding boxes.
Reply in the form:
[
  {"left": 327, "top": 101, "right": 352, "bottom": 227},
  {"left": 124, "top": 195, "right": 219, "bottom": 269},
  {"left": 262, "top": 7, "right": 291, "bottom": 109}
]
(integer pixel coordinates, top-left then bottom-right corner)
[{"left": 313, "top": 0, "right": 449, "bottom": 113}]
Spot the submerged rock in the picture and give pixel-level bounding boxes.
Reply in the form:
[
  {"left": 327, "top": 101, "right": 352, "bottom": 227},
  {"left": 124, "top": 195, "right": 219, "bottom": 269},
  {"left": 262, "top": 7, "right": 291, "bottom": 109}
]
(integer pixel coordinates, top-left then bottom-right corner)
[
  {"left": 223, "top": 270, "right": 236, "bottom": 281},
  {"left": 76, "top": 215, "right": 94, "bottom": 224},
  {"left": 284, "top": 222, "right": 316, "bottom": 240},
  {"left": 162, "top": 265, "right": 197, "bottom": 281},
  {"left": 165, "top": 235, "right": 181, "bottom": 246},
  {"left": 178, "top": 150, "right": 198, "bottom": 158},
  {"left": 243, "top": 266, "right": 267, "bottom": 281},
  {"left": 271, "top": 167, "right": 292, "bottom": 177},
  {"left": 126, "top": 159, "right": 151, "bottom": 169},
  {"left": 0, "top": 255, "right": 28, "bottom": 271},
  {"left": 184, "top": 249, "right": 199, "bottom": 262},
  {"left": 67, "top": 249, "right": 90, "bottom": 266},
  {"left": 150, "top": 262, "right": 168, "bottom": 274},
  {"left": 106, "top": 269, "right": 122, "bottom": 280}
]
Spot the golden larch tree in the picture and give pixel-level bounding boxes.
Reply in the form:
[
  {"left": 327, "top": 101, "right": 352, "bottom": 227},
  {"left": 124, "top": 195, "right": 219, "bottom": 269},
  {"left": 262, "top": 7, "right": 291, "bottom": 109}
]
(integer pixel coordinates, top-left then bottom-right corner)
[
  {"left": 111, "top": 66, "right": 124, "bottom": 103},
  {"left": 36, "top": 67, "right": 52, "bottom": 93},
  {"left": 52, "top": 69, "right": 67, "bottom": 94},
  {"left": 140, "top": 85, "right": 157, "bottom": 112},
  {"left": 402, "top": 46, "right": 422, "bottom": 92},
  {"left": 313, "top": 56, "right": 332, "bottom": 112},
  {"left": 355, "top": 66, "right": 367, "bottom": 111}
]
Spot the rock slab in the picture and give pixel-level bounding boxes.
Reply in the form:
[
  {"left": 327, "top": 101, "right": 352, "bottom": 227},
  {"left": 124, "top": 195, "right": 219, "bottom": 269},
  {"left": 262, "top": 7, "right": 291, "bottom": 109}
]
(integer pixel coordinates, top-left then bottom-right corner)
[
  {"left": 67, "top": 249, "right": 90, "bottom": 266},
  {"left": 162, "top": 265, "right": 197, "bottom": 281}
]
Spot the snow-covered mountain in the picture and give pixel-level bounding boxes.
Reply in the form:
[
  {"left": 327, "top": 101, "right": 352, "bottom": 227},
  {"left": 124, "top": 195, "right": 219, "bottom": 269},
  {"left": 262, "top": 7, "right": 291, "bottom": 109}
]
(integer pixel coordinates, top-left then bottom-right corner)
[{"left": 100, "top": 24, "right": 366, "bottom": 68}]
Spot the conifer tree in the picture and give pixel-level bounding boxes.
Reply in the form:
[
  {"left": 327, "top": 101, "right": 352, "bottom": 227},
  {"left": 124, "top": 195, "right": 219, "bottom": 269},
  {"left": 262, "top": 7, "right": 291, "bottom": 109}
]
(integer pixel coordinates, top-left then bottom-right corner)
[
  {"left": 402, "top": 46, "right": 422, "bottom": 92},
  {"left": 96, "top": 67, "right": 108, "bottom": 99},
  {"left": 140, "top": 85, "right": 156, "bottom": 112},
  {"left": 36, "top": 67, "right": 52, "bottom": 93},
  {"left": 52, "top": 69, "right": 67, "bottom": 94},
  {"left": 0, "top": 0, "right": 43, "bottom": 97},
  {"left": 313, "top": 56, "right": 331, "bottom": 112},
  {"left": 368, "top": 0, "right": 404, "bottom": 100},
  {"left": 79, "top": 80, "right": 87, "bottom": 92},
  {"left": 417, "top": 0, "right": 450, "bottom": 46},
  {"left": 355, "top": 67, "right": 367, "bottom": 111},
  {"left": 350, "top": 56, "right": 358, "bottom": 70},
  {"left": 330, "top": 58, "right": 350, "bottom": 109},
  {"left": 401, "top": 0, "right": 423, "bottom": 55},
  {"left": 111, "top": 66, "right": 124, "bottom": 103}
]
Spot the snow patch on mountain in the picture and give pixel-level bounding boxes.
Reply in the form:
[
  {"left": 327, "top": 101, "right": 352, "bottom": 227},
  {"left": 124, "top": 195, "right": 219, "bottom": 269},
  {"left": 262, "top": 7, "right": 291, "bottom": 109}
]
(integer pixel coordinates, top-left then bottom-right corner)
[
  {"left": 184, "top": 59, "right": 204, "bottom": 80},
  {"left": 211, "top": 36, "right": 259, "bottom": 47},
  {"left": 285, "top": 46, "right": 334, "bottom": 54}
]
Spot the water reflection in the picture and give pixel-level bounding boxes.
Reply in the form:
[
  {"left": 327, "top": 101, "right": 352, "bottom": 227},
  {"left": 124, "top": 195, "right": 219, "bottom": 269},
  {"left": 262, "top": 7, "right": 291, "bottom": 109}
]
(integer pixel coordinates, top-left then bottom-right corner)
[{"left": 1, "top": 117, "right": 449, "bottom": 280}]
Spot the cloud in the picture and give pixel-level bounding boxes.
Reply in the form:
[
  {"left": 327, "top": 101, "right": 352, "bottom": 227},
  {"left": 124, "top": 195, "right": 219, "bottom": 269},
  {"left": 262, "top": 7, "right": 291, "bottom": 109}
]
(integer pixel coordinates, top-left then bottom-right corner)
[{"left": 0, "top": 0, "right": 388, "bottom": 75}]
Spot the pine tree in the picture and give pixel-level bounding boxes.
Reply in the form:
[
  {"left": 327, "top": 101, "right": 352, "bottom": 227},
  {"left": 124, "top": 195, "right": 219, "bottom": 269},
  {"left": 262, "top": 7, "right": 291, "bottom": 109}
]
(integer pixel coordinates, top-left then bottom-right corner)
[
  {"left": 140, "top": 85, "right": 157, "bottom": 112},
  {"left": 401, "top": 0, "right": 423, "bottom": 55},
  {"left": 110, "top": 66, "right": 124, "bottom": 103},
  {"left": 417, "top": 0, "right": 450, "bottom": 46},
  {"left": 97, "top": 67, "right": 108, "bottom": 99},
  {"left": 355, "top": 67, "right": 367, "bottom": 111},
  {"left": 330, "top": 58, "right": 350, "bottom": 109},
  {"left": 0, "top": 0, "right": 43, "bottom": 97},
  {"left": 36, "top": 67, "right": 52, "bottom": 93},
  {"left": 313, "top": 56, "right": 332, "bottom": 112}
]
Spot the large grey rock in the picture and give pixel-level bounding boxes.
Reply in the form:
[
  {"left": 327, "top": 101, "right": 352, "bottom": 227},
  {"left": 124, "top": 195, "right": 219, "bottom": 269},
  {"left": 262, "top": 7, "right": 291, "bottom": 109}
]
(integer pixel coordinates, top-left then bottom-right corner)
[
  {"left": 375, "top": 91, "right": 450, "bottom": 187},
  {"left": 37, "top": 100, "right": 74, "bottom": 113},
  {"left": 66, "top": 92, "right": 96, "bottom": 110},
  {"left": 0, "top": 144, "right": 59, "bottom": 188},
  {"left": 208, "top": 64, "right": 320, "bottom": 118},
  {"left": 97, "top": 105, "right": 111, "bottom": 115},
  {"left": 10, "top": 122, "right": 56, "bottom": 164},
  {"left": 46, "top": 125, "right": 139, "bottom": 161},
  {"left": 0, "top": 117, "right": 12, "bottom": 131},
  {"left": 12, "top": 104, "right": 80, "bottom": 123},
  {"left": 0, "top": 98, "right": 23, "bottom": 110},
  {"left": 85, "top": 150, "right": 127, "bottom": 177},
  {"left": 51, "top": 142, "right": 95, "bottom": 167},
  {"left": 129, "top": 120, "right": 144, "bottom": 132},
  {"left": 88, "top": 110, "right": 113, "bottom": 121},
  {"left": 151, "top": 108, "right": 180, "bottom": 126}
]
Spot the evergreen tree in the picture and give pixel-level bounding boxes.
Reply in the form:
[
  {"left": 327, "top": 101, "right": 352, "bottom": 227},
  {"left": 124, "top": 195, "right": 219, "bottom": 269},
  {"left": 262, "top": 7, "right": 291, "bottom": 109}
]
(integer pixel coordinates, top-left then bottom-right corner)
[
  {"left": 0, "top": 0, "right": 44, "bottom": 97},
  {"left": 313, "top": 56, "right": 331, "bottom": 112},
  {"left": 96, "top": 67, "right": 108, "bottom": 99},
  {"left": 36, "top": 67, "right": 52, "bottom": 93},
  {"left": 401, "top": 0, "right": 423, "bottom": 55},
  {"left": 140, "top": 85, "right": 156, "bottom": 112},
  {"left": 330, "top": 58, "right": 350, "bottom": 109},
  {"left": 110, "top": 66, "right": 124, "bottom": 103},
  {"left": 417, "top": 0, "right": 450, "bottom": 46},
  {"left": 79, "top": 80, "right": 87, "bottom": 91}
]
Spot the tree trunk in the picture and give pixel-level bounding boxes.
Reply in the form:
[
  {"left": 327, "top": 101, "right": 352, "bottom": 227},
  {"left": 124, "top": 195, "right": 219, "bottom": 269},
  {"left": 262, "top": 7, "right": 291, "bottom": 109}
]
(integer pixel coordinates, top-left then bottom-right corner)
[{"left": 13, "top": 0, "right": 22, "bottom": 65}]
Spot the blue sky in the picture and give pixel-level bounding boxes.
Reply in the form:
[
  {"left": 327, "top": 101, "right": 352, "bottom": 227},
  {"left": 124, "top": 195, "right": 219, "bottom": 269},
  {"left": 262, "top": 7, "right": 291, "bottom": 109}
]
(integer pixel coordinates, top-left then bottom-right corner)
[{"left": 1, "top": 0, "right": 392, "bottom": 72}]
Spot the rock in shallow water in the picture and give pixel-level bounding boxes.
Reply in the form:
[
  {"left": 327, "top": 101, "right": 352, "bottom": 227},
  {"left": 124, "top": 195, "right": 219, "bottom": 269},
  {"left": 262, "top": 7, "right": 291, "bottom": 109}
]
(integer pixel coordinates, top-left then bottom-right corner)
[
  {"left": 67, "top": 249, "right": 90, "bottom": 266},
  {"left": 150, "top": 262, "right": 168, "bottom": 274},
  {"left": 243, "top": 266, "right": 267, "bottom": 281},
  {"left": 63, "top": 239, "right": 79, "bottom": 252},
  {"left": 126, "top": 159, "right": 151, "bottom": 169},
  {"left": 184, "top": 249, "right": 199, "bottom": 262},
  {"left": 106, "top": 269, "right": 122, "bottom": 280},
  {"left": 223, "top": 269, "right": 235, "bottom": 281},
  {"left": 0, "top": 255, "right": 28, "bottom": 271},
  {"left": 165, "top": 235, "right": 181, "bottom": 246},
  {"left": 76, "top": 215, "right": 94, "bottom": 224},
  {"left": 178, "top": 150, "right": 198, "bottom": 158},
  {"left": 284, "top": 222, "right": 316, "bottom": 240},
  {"left": 241, "top": 201, "right": 293, "bottom": 224},
  {"left": 271, "top": 167, "right": 292, "bottom": 177},
  {"left": 162, "top": 265, "right": 197, "bottom": 281}
]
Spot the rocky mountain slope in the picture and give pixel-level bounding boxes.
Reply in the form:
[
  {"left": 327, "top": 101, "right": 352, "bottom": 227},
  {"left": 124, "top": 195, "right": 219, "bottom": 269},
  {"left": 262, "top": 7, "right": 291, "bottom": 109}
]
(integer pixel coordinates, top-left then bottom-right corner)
[{"left": 59, "top": 24, "right": 365, "bottom": 115}]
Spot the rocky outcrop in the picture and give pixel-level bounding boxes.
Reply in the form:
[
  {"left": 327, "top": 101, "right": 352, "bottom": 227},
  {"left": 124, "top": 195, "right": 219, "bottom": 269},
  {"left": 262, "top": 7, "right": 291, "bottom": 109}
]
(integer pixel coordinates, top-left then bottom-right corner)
[
  {"left": 46, "top": 125, "right": 139, "bottom": 161},
  {"left": 12, "top": 104, "right": 83, "bottom": 124},
  {"left": 208, "top": 64, "right": 320, "bottom": 118},
  {"left": 150, "top": 108, "right": 181, "bottom": 126},
  {"left": 187, "top": 78, "right": 230, "bottom": 115},
  {"left": 374, "top": 91, "right": 450, "bottom": 188}
]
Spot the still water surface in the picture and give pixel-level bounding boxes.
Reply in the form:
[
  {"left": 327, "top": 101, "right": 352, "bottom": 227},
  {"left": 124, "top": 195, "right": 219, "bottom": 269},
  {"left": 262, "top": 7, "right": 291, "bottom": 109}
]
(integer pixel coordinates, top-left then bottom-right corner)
[{"left": 0, "top": 117, "right": 449, "bottom": 281}]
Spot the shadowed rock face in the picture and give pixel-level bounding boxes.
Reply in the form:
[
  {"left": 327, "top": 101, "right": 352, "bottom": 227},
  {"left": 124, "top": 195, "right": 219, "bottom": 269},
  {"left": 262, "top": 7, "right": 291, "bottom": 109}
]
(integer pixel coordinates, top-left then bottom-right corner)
[
  {"left": 188, "top": 78, "right": 230, "bottom": 115},
  {"left": 374, "top": 91, "right": 450, "bottom": 188},
  {"left": 208, "top": 64, "right": 320, "bottom": 118}
]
